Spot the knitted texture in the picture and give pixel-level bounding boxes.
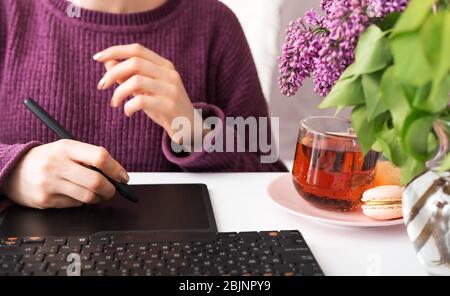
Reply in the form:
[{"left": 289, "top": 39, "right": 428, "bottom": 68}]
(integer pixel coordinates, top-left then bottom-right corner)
[{"left": 0, "top": 0, "right": 287, "bottom": 190}]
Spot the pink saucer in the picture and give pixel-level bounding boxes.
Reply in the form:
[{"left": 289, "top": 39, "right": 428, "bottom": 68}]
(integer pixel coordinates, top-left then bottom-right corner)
[{"left": 267, "top": 174, "right": 403, "bottom": 227}]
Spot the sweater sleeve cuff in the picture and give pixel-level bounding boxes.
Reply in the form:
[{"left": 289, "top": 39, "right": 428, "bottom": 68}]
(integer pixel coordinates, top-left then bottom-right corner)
[
  {"left": 0, "top": 141, "right": 41, "bottom": 187},
  {"left": 162, "top": 102, "right": 225, "bottom": 169}
]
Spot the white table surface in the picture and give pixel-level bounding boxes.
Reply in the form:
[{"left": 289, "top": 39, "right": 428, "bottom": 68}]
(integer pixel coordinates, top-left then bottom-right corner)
[{"left": 130, "top": 171, "right": 427, "bottom": 276}]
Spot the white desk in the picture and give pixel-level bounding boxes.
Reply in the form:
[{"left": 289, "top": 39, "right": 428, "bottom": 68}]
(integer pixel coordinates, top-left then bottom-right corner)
[{"left": 130, "top": 172, "right": 427, "bottom": 276}]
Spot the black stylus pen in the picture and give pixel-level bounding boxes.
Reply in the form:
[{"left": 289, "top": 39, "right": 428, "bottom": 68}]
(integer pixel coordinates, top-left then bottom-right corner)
[{"left": 24, "top": 98, "right": 139, "bottom": 203}]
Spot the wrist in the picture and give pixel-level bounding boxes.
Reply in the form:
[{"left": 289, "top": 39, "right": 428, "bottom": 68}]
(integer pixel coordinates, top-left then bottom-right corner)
[{"left": 167, "top": 108, "right": 210, "bottom": 150}]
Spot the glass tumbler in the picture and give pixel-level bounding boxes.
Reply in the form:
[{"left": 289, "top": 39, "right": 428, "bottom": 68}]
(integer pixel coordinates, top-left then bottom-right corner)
[{"left": 292, "top": 116, "right": 379, "bottom": 211}]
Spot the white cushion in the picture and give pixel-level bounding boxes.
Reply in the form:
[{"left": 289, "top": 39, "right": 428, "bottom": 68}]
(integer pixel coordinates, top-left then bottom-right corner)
[{"left": 219, "top": 0, "right": 283, "bottom": 101}]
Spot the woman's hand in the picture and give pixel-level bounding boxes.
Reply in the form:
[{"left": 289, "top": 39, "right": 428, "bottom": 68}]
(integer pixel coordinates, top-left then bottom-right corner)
[
  {"left": 94, "top": 43, "right": 202, "bottom": 143},
  {"left": 2, "top": 140, "right": 129, "bottom": 209}
]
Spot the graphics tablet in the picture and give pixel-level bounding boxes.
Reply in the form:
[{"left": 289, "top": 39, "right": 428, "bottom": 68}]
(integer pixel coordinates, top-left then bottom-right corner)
[{"left": 0, "top": 184, "right": 216, "bottom": 237}]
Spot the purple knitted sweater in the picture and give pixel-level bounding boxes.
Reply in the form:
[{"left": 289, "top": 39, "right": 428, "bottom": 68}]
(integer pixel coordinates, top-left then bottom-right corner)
[{"left": 0, "top": 0, "right": 286, "bottom": 196}]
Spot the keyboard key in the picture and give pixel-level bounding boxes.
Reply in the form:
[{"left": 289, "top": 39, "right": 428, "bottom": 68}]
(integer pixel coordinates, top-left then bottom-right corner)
[
  {"left": 59, "top": 245, "right": 81, "bottom": 253},
  {"left": 45, "top": 237, "right": 67, "bottom": 245},
  {"left": 0, "top": 237, "right": 19, "bottom": 243},
  {"left": 178, "top": 266, "right": 197, "bottom": 276},
  {"left": 96, "top": 260, "right": 119, "bottom": 270},
  {"left": 127, "top": 243, "right": 147, "bottom": 252},
  {"left": 90, "top": 236, "right": 110, "bottom": 245},
  {"left": 22, "top": 237, "right": 45, "bottom": 244},
  {"left": 82, "top": 262, "right": 94, "bottom": 271},
  {"left": 259, "top": 231, "right": 281, "bottom": 238},
  {"left": 238, "top": 232, "right": 260, "bottom": 239},
  {"left": 0, "top": 240, "right": 19, "bottom": 247},
  {"left": 47, "top": 262, "right": 69, "bottom": 272},
  {"left": 45, "top": 254, "right": 66, "bottom": 263},
  {"left": 1, "top": 262, "right": 22, "bottom": 272},
  {"left": 296, "top": 262, "right": 323, "bottom": 276},
  {"left": 279, "top": 238, "right": 305, "bottom": 247},
  {"left": 0, "top": 246, "right": 36, "bottom": 254},
  {"left": 106, "top": 269, "right": 128, "bottom": 276},
  {"left": 67, "top": 237, "right": 88, "bottom": 245},
  {"left": 82, "top": 270, "right": 105, "bottom": 276},
  {"left": 280, "top": 230, "right": 302, "bottom": 239},
  {"left": 33, "top": 271, "right": 56, "bottom": 276},
  {"left": 0, "top": 231, "right": 323, "bottom": 276},
  {"left": 282, "top": 252, "right": 315, "bottom": 263},
  {"left": 272, "top": 263, "right": 296, "bottom": 274},
  {"left": 22, "top": 262, "right": 47, "bottom": 273},
  {"left": 21, "top": 253, "right": 44, "bottom": 264},
  {"left": 36, "top": 245, "right": 59, "bottom": 254},
  {"left": 0, "top": 254, "right": 21, "bottom": 263},
  {"left": 129, "top": 268, "right": 147, "bottom": 276}
]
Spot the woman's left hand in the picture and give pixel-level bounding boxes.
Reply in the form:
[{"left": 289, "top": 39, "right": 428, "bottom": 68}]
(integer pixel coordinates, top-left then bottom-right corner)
[{"left": 93, "top": 43, "right": 200, "bottom": 143}]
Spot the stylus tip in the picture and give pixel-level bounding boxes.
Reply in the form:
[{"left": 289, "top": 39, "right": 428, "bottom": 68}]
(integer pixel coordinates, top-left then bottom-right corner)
[{"left": 116, "top": 183, "right": 139, "bottom": 203}]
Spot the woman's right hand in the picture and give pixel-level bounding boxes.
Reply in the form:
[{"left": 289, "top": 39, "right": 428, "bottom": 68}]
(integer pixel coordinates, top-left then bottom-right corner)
[{"left": 2, "top": 140, "right": 129, "bottom": 209}]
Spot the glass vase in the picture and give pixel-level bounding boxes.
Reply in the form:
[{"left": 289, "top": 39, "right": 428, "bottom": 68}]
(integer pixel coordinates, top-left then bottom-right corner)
[{"left": 403, "top": 119, "right": 450, "bottom": 276}]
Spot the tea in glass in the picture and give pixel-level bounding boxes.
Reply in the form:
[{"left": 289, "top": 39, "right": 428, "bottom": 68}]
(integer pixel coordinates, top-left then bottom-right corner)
[{"left": 292, "top": 116, "right": 379, "bottom": 211}]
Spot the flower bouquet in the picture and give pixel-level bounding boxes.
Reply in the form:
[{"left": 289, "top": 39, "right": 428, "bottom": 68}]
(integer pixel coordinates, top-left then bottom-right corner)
[{"left": 279, "top": 0, "right": 450, "bottom": 184}]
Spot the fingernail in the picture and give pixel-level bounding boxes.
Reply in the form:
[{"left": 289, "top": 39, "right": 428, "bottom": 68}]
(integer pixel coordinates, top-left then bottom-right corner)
[
  {"left": 120, "top": 171, "right": 130, "bottom": 183},
  {"left": 97, "top": 77, "right": 107, "bottom": 90},
  {"left": 93, "top": 52, "right": 104, "bottom": 61}
]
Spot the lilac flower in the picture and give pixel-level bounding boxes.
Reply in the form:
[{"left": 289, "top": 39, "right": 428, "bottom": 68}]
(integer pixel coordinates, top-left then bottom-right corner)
[
  {"left": 278, "top": 0, "right": 409, "bottom": 97},
  {"left": 368, "top": 0, "right": 409, "bottom": 17},
  {"left": 277, "top": 14, "right": 322, "bottom": 96}
]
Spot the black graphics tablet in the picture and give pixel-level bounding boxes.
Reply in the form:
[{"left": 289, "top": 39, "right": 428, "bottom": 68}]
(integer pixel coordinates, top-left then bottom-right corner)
[{"left": 0, "top": 184, "right": 217, "bottom": 237}]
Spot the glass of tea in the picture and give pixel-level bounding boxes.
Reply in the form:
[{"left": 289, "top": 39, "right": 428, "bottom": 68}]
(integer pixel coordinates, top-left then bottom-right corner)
[{"left": 292, "top": 116, "right": 379, "bottom": 211}]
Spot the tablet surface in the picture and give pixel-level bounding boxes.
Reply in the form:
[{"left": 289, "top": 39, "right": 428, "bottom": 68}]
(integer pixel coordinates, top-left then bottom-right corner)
[{"left": 0, "top": 184, "right": 216, "bottom": 236}]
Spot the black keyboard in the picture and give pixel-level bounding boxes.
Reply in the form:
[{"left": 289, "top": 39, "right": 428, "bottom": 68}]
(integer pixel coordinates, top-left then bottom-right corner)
[{"left": 0, "top": 231, "right": 323, "bottom": 276}]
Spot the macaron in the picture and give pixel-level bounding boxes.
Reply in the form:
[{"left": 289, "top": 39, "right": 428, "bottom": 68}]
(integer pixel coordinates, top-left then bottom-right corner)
[{"left": 361, "top": 185, "right": 404, "bottom": 220}]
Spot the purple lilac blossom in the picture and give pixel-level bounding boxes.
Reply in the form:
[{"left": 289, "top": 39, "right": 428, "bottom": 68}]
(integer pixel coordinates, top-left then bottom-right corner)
[{"left": 278, "top": 0, "right": 409, "bottom": 97}]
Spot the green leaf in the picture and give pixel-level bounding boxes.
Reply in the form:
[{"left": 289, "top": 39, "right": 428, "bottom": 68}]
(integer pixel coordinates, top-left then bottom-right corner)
[
  {"left": 341, "top": 25, "right": 391, "bottom": 79},
  {"left": 376, "top": 126, "right": 407, "bottom": 167},
  {"left": 362, "top": 71, "right": 387, "bottom": 120},
  {"left": 427, "top": 132, "right": 438, "bottom": 157},
  {"left": 319, "top": 76, "right": 364, "bottom": 109},
  {"left": 351, "top": 105, "right": 388, "bottom": 153},
  {"left": 400, "top": 158, "right": 425, "bottom": 185},
  {"left": 375, "top": 124, "right": 425, "bottom": 184},
  {"left": 390, "top": 32, "right": 433, "bottom": 86},
  {"left": 440, "top": 153, "right": 450, "bottom": 172},
  {"left": 402, "top": 114, "right": 437, "bottom": 161},
  {"left": 378, "top": 12, "right": 401, "bottom": 31},
  {"left": 380, "top": 67, "right": 413, "bottom": 131},
  {"left": 443, "top": 11, "right": 450, "bottom": 75},
  {"left": 410, "top": 82, "right": 432, "bottom": 110},
  {"left": 340, "top": 63, "right": 358, "bottom": 80},
  {"left": 421, "top": 12, "right": 446, "bottom": 76},
  {"left": 391, "top": 0, "right": 434, "bottom": 37},
  {"left": 425, "top": 75, "right": 450, "bottom": 113}
]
